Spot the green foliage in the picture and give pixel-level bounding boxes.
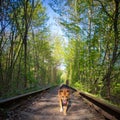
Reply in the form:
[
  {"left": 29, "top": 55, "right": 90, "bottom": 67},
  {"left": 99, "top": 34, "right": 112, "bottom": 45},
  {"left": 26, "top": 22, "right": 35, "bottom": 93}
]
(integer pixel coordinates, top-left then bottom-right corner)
[
  {"left": 0, "top": 0, "right": 120, "bottom": 107},
  {"left": 72, "top": 82, "right": 84, "bottom": 91},
  {"left": 50, "top": 0, "right": 120, "bottom": 105},
  {"left": 0, "top": 0, "right": 57, "bottom": 99}
]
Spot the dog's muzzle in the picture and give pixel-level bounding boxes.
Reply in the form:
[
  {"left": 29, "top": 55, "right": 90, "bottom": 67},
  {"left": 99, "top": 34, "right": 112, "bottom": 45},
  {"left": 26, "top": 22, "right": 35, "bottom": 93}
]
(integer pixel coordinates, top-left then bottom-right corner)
[{"left": 62, "top": 100, "right": 67, "bottom": 105}]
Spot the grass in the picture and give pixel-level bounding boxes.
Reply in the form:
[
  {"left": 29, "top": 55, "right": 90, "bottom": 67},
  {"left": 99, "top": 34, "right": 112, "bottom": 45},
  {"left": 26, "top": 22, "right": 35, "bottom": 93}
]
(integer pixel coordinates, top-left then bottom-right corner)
[
  {"left": 0, "top": 84, "right": 52, "bottom": 100},
  {"left": 70, "top": 83, "right": 120, "bottom": 108}
]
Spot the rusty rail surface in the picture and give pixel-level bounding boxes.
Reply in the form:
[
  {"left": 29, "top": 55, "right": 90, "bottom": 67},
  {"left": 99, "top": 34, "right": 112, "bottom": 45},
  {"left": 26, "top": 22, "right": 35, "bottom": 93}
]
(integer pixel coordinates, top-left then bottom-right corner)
[
  {"left": 0, "top": 86, "right": 54, "bottom": 109},
  {"left": 79, "top": 91, "right": 120, "bottom": 120}
]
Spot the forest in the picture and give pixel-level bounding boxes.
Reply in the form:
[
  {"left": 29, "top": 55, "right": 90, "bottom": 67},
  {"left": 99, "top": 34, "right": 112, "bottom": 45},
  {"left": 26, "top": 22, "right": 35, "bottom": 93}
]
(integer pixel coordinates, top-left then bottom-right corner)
[{"left": 0, "top": 0, "right": 120, "bottom": 106}]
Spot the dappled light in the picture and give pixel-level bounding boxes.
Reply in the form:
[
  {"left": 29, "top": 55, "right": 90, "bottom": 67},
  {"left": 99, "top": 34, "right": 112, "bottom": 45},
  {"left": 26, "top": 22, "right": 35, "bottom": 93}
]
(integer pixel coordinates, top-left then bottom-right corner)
[{"left": 0, "top": 0, "right": 120, "bottom": 110}]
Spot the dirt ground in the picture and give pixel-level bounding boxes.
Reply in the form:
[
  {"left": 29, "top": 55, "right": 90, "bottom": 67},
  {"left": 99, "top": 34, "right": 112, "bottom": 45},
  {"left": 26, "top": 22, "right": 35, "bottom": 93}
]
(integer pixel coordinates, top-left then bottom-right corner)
[{"left": 6, "top": 87, "right": 105, "bottom": 120}]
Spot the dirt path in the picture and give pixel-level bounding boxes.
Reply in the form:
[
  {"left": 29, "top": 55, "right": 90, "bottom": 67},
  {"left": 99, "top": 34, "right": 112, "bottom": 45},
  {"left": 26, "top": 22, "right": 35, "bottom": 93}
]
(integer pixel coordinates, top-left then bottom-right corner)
[{"left": 7, "top": 87, "right": 105, "bottom": 120}]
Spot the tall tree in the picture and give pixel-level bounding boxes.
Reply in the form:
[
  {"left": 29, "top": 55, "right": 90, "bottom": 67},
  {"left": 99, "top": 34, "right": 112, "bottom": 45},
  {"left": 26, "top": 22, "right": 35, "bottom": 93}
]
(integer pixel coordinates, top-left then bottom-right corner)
[
  {"left": 0, "top": 0, "right": 55, "bottom": 98},
  {"left": 50, "top": 0, "right": 120, "bottom": 101}
]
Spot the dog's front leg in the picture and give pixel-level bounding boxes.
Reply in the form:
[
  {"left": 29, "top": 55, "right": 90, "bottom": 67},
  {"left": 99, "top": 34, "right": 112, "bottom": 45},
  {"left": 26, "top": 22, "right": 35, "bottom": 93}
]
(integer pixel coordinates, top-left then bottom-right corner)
[
  {"left": 63, "top": 106, "right": 67, "bottom": 115},
  {"left": 59, "top": 99, "right": 63, "bottom": 112}
]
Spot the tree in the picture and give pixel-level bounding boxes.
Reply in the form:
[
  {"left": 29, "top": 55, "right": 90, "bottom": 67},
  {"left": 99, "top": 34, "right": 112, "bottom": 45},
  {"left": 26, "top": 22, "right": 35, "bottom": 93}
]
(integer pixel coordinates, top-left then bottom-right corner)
[
  {"left": 50, "top": 0, "right": 120, "bottom": 102},
  {"left": 0, "top": 0, "right": 55, "bottom": 98}
]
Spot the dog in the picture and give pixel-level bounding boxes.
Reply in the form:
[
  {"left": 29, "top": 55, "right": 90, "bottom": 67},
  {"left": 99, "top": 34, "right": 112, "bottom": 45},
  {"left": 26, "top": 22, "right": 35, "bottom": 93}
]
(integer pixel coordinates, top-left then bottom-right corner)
[{"left": 58, "top": 84, "right": 70, "bottom": 115}]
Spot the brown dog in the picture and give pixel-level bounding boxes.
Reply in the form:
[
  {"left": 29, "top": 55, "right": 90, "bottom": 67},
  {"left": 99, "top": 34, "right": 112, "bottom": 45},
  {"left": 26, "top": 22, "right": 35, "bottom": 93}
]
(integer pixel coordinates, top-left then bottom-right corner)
[{"left": 58, "top": 84, "right": 70, "bottom": 115}]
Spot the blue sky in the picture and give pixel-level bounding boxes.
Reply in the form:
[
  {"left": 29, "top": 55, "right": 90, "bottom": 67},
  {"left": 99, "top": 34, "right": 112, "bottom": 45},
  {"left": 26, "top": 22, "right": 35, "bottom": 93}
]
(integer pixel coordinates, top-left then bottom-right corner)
[{"left": 43, "top": 0, "right": 65, "bottom": 37}]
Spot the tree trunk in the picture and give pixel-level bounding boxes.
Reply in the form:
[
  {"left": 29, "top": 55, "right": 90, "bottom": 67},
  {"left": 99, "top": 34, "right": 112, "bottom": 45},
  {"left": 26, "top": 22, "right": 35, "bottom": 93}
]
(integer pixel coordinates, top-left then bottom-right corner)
[{"left": 102, "top": 0, "right": 120, "bottom": 98}]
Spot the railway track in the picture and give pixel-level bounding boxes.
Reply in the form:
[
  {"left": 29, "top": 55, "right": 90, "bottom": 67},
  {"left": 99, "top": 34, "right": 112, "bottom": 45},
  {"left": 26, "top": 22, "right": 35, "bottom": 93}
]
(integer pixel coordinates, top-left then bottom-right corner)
[
  {"left": 80, "top": 92, "right": 120, "bottom": 120},
  {"left": 0, "top": 85, "right": 120, "bottom": 120}
]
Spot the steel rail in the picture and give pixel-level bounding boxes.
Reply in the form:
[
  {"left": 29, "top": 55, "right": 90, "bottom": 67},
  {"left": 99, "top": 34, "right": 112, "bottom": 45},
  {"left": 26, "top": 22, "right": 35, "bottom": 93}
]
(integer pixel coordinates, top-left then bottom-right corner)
[
  {"left": 79, "top": 91, "right": 120, "bottom": 120},
  {"left": 1, "top": 85, "right": 120, "bottom": 120},
  {"left": 0, "top": 86, "right": 54, "bottom": 109}
]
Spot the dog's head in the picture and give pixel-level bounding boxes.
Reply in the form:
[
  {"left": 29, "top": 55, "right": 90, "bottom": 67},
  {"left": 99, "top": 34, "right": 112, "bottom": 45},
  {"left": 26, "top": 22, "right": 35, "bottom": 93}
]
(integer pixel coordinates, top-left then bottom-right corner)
[{"left": 58, "top": 88, "right": 70, "bottom": 105}]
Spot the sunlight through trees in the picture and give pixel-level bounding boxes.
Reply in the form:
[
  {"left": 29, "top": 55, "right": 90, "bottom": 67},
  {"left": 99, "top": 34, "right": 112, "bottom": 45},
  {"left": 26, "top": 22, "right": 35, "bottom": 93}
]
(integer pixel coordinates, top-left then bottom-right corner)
[{"left": 0, "top": 0, "right": 120, "bottom": 106}]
